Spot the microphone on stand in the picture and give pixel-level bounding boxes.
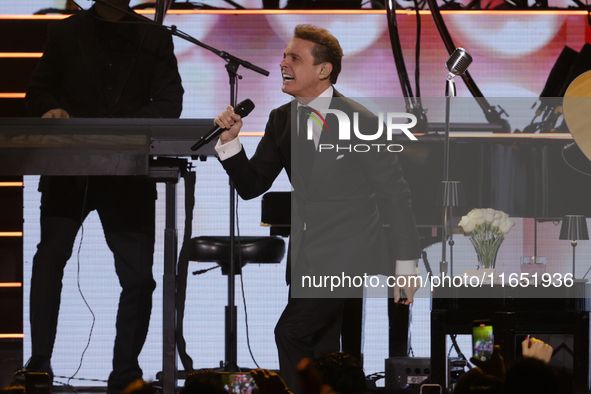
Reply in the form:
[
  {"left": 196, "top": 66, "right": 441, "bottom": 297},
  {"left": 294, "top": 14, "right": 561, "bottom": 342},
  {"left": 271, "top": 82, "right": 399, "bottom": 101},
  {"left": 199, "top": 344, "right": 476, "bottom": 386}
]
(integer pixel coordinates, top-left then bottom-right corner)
[
  {"left": 446, "top": 47, "right": 473, "bottom": 77},
  {"left": 445, "top": 48, "right": 472, "bottom": 98},
  {"left": 440, "top": 48, "right": 472, "bottom": 276},
  {"left": 191, "top": 99, "right": 255, "bottom": 151}
]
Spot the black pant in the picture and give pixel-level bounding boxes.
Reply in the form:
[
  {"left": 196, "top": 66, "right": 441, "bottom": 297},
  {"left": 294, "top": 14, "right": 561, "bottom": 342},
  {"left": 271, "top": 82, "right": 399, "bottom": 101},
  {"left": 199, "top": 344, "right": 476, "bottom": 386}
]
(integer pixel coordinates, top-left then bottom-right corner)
[
  {"left": 29, "top": 176, "right": 156, "bottom": 384},
  {"left": 274, "top": 295, "right": 346, "bottom": 394}
]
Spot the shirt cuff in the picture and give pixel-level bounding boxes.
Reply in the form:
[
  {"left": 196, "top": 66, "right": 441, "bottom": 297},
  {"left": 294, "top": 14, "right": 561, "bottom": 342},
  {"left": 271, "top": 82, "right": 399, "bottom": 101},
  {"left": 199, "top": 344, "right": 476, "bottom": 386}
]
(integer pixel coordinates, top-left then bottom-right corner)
[
  {"left": 396, "top": 259, "right": 420, "bottom": 275},
  {"left": 215, "top": 137, "right": 243, "bottom": 161}
]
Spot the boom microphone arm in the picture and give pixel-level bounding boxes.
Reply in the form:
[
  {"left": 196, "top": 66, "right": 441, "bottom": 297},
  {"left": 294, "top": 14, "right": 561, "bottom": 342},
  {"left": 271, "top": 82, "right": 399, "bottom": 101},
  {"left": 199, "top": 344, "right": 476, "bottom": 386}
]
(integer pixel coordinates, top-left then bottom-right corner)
[
  {"left": 425, "top": 0, "right": 511, "bottom": 132},
  {"left": 385, "top": 0, "right": 428, "bottom": 130}
]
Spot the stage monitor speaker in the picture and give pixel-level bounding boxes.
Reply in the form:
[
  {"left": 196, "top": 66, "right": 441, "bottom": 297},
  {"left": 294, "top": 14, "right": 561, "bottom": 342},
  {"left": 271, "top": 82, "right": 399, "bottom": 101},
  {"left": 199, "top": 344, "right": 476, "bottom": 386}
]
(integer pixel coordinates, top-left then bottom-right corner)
[{"left": 385, "top": 357, "right": 431, "bottom": 391}]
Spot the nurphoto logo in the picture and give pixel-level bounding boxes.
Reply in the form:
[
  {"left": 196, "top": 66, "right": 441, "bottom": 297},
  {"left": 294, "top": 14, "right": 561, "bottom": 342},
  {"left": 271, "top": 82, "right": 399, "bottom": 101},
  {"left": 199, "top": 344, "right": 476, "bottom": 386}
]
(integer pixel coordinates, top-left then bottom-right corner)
[{"left": 302, "top": 109, "right": 418, "bottom": 153}]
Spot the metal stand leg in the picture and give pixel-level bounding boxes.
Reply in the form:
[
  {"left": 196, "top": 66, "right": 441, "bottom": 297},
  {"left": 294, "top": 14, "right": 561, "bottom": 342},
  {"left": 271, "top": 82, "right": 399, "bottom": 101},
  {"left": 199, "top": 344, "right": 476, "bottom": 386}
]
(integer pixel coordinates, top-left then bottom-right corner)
[
  {"left": 431, "top": 310, "right": 447, "bottom": 389},
  {"left": 574, "top": 311, "right": 590, "bottom": 391},
  {"left": 388, "top": 299, "right": 409, "bottom": 357},
  {"left": 162, "top": 181, "right": 178, "bottom": 394}
]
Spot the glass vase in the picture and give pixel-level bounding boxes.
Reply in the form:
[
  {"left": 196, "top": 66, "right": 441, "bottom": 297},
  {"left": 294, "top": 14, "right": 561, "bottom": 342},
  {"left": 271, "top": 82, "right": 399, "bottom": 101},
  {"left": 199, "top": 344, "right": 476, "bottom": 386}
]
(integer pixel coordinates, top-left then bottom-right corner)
[{"left": 470, "top": 235, "right": 504, "bottom": 270}]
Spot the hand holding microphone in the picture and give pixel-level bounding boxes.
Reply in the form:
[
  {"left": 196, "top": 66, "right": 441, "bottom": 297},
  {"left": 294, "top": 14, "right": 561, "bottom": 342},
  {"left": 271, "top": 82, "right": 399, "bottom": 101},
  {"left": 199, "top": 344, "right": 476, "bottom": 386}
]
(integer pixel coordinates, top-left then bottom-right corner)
[
  {"left": 191, "top": 98, "right": 255, "bottom": 151},
  {"left": 216, "top": 103, "right": 247, "bottom": 144}
]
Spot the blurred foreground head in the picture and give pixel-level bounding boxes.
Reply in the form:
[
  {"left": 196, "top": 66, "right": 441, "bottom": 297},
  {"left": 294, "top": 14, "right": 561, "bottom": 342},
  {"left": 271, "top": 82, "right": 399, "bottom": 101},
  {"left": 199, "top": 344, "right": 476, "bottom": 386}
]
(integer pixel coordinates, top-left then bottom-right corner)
[
  {"left": 314, "top": 352, "right": 367, "bottom": 394},
  {"left": 504, "top": 358, "right": 560, "bottom": 394},
  {"left": 122, "top": 379, "right": 155, "bottom": 394},
  {"left": 181, "top": 371, "right": 226, "bottom": 394}
]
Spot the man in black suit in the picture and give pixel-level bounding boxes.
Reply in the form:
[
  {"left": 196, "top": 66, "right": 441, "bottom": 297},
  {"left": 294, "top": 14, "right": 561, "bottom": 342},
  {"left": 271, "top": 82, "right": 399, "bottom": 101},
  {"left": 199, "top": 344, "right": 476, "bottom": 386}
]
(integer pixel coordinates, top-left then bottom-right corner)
[
  {"left": 17, "top": 0, "right": 183, "bottom": 390},
  {"left": 214, "top": 24, "right": 419, "bottom": 393}
]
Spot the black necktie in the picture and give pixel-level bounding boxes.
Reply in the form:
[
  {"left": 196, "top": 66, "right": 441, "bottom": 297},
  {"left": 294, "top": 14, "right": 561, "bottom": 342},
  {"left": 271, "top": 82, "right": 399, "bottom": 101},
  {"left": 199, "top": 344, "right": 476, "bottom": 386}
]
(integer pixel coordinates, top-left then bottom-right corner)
[{"left": 297, "top": 106, "right": 316, "bottom": 184}]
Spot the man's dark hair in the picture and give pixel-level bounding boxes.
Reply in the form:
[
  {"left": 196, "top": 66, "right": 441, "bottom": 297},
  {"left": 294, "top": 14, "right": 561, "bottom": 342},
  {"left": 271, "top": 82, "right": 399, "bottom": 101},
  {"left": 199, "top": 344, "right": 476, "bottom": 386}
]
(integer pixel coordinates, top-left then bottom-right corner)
[
  {"left": 314, "top": 352, "right": 367, "bottom": 394},
  {"left": 121, "top": 379, "right": 156, "bottom": 394},
  {"left": 0, "top": 386, "right": 24, "bottom": 394},
  {"left": 181, "top": 371, "right": 226, "bottom": 394},
  {"left": 294, "top": 24, "right": 343, "bottom": 84},
  {"left": 504, "top": 358, "right": 560, "bottom": 394},
  {"left": 453, "top": 370, "right": 504, "bottom": 394}
]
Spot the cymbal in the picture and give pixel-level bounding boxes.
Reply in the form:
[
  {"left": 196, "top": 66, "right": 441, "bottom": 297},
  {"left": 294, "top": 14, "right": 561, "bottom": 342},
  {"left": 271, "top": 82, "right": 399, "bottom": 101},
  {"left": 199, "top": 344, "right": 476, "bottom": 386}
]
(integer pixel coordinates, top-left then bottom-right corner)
[{"left": 563, "top": 70, "right": 591, "bottom": 162}]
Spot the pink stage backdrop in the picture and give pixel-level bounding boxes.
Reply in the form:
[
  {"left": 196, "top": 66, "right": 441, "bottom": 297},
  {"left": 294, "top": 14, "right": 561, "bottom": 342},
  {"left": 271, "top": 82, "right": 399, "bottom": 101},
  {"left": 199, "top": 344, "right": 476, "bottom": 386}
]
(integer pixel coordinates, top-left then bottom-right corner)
[{"left": 2, "top": 7, "right": 588, "bottom": 386}]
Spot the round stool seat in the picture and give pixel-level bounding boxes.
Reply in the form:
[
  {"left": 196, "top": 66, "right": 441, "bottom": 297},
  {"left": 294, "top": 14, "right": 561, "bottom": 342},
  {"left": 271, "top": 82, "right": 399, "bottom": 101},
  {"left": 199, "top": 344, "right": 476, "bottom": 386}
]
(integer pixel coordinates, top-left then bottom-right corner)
[{"left": 189, "top": 236, "right": 286, "bottom": 275}]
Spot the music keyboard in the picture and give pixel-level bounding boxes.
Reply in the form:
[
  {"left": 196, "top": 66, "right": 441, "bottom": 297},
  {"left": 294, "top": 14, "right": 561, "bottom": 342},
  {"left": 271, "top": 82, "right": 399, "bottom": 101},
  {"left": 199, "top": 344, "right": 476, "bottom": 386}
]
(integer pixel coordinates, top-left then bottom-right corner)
[{"left": 0, "top": 118, "right": 216, "bottom": 176}]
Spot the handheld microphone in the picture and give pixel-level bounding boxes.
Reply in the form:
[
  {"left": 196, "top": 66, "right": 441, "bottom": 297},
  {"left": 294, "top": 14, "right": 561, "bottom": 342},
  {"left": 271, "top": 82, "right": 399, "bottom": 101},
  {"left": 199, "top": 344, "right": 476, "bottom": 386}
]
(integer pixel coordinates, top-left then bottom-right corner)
[
  {"left": 191, "top": 99, "right": 255, "bottom": 151},
  {"left": 446, "top": 48, "right": 473, "bottom": 76}
]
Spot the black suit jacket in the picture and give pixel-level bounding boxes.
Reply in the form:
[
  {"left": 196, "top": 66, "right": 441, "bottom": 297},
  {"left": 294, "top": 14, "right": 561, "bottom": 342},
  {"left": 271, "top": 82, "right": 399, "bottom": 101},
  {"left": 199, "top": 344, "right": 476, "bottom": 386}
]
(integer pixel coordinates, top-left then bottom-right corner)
[
  {"left": 26, "top": 7, "right": 184, "bottom": 198},
  {"left": 26, "top": 7, "right": 183, "bottom": 119},
  {"left": 222, "top": 90, "right": 420, "bottom": 292}
]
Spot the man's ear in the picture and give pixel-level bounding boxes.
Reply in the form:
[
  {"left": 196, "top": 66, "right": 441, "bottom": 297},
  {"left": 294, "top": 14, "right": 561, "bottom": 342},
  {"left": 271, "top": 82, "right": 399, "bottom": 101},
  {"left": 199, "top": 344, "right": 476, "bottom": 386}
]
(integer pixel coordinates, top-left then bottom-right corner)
[{"left": 319, "top": 63, "right": 332, "bottom": 80}]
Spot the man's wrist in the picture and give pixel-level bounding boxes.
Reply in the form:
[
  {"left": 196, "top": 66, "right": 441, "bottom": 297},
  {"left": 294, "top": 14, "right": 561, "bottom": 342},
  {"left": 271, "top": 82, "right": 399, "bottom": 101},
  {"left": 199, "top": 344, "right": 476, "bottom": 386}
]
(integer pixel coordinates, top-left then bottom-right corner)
[
  {"left": 395, "top": 259, "right": 420, "bottom": 275},
  {"left": 215, "top": 137, "right": 242, "bottom": 161}
]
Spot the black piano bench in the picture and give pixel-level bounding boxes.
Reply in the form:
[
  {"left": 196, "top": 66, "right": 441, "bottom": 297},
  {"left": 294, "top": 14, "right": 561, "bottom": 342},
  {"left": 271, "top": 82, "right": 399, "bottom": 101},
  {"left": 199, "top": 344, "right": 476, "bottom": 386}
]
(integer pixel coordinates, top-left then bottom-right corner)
[{"left": 188, "top": 236, "right": 286, "bottom": 275}]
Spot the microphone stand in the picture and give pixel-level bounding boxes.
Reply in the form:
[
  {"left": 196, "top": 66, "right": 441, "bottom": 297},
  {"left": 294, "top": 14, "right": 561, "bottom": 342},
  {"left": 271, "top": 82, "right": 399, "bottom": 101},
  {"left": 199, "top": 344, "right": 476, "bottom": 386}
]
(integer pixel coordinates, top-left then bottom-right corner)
[
  {"left": 424, "top": 0, "right": 510, "bottom": 133},
  {"left": 178, "top": 30, "right": 268, "bottom": 375},
  {"left": 92, "top": 0, "right": 270, "bottom": 77},
  {"left": 162, "top": 14, "right": 269, "bottom": 385},
  {"left": 167, "top": 21, "right": 269, "bottom": 374},
  {"left": 92, "top": 0, "right": 270, "bottom": 383},
  {"left": 169, "top": 25, "right": 269, "bottom": 375},
  {"left": 440, "top": 73, "right": 457, "bottom": 276}
]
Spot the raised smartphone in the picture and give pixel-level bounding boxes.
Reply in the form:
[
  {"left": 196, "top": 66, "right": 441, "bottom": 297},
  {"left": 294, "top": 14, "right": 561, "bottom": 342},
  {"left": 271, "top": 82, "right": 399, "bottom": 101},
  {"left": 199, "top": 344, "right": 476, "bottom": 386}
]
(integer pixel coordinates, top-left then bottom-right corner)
[
  {"left": 472, "top": 319, "right": 494, "bottom": 362},
  {"left": 219, "top": 372, "right": 259, "bottom": 394}
]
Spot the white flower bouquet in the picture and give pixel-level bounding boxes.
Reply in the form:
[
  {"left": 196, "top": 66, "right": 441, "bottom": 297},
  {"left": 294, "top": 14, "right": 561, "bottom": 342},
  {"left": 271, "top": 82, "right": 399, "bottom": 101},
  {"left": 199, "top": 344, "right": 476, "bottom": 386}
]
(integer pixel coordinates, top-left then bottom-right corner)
[{"left": 459, "top": 208, "right": 515, "bottom": 269}]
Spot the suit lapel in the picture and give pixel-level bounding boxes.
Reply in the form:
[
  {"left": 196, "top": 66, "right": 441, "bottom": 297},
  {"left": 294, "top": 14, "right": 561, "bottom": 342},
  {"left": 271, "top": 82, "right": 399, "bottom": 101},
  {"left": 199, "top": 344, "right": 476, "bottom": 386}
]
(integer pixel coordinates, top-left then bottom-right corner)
[
  {"left": 76, "top": 13, "right": 106, "bottom": 106},
  {"left": 279, "top": 103, "right": 292, "bottom": 180},
  {"left": 111, "top": 24, "right": 146, "bottom": 108},
  {"left": 287, "top": 100, "right": 309, "bottom": 192},
  {"left": 306, "top": 90, "right": 345, "bottom": 196},
  {"left": 306, "top": 113, "right": 339, "bottom": 195}
]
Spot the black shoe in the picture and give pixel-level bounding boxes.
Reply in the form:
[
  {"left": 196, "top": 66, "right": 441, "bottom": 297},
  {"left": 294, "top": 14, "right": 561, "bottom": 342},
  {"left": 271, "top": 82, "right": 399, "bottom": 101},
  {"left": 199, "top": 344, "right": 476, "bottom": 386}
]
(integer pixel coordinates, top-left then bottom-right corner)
[
  {"left": 14, "top": 356, "right": 54, "bottom": 383},
  {"left": 107, "top": 374, "right": 142, "bottom": 393}
]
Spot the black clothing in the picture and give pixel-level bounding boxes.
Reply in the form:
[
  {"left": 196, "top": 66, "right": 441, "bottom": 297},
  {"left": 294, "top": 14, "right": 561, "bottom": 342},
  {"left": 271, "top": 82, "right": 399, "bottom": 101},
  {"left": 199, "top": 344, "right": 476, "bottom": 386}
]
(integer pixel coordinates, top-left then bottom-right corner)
[
  {"left": 220, "top": 91, "right": 420, "bottom": 392},
  {"left": 26, "top": 5, "right": 183, "bottom": 386}
]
